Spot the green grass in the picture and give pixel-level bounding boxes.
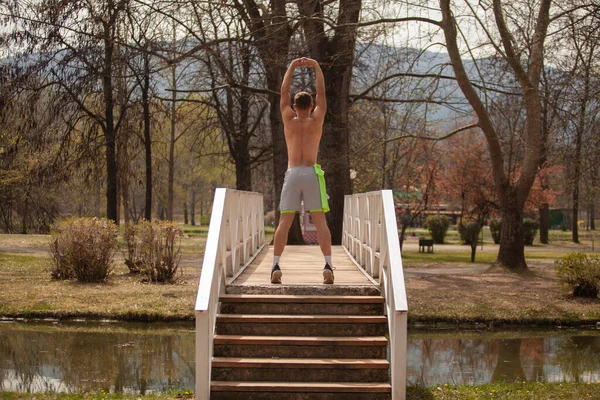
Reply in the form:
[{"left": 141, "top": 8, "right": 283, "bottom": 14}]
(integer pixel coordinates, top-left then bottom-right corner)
[
  {"left": 0, "top": 252, "right": 198, "bottom": 322},
  {"left": 0, "top": 391, "right": 193, "bottom": 400},
  {"left": 408, "top": 382, "right": 600, "bottom": 399},
  {"left": 3, "top": 383, "right": 599, "bottom": 399}
]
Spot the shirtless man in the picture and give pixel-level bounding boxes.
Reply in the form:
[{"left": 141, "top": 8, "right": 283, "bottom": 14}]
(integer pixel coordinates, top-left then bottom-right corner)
[{"left": 271, "top": 57, "right": 333, "bottom": 285}]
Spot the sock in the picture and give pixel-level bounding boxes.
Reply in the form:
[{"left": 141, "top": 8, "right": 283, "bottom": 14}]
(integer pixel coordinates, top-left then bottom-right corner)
[
  {"left": 325, "top": 255, "right": 332, "bottom": 267},
  {"left": 273, "top": 256, "right": 280, "bottom": 268}
]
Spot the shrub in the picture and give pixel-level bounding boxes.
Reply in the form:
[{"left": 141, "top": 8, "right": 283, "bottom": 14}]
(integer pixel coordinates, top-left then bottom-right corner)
[
  {"left": 138, "top": 221, "right": 184, "bottom": 283},
  {"left": 555, "top": 253, "right": 600, "bottom": 298},
  {"left": 458, "top": 220, "right": 481, "bottom": 246},
  {"left": 123, "top": 223, "right": 143, "bottom": 273},
  {"left": 49, "top": 218, "right": 117, "bottom": 282},
  {"left": 523, "top": 218, "right": 539, "bottom": 246},
  {"left": 489, "top": 219, "right": 501, "bottom": 244},
  {"left": 424, "top": 215, "right": 450, "bottom": 244}
]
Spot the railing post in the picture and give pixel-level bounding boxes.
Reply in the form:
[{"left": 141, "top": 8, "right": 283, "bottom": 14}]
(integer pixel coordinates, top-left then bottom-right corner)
[
  {"left": 391, "top": 311, "right": 408, "bottom": 400},
  {"left": 195, "top": 311, "right": 211, "bottom": 400}
]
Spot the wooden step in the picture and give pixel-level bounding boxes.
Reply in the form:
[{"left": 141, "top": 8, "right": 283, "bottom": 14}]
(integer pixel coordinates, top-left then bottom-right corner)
[
  {"left": 219, "top": 295, "right": 385, "bottom": 315},
  {"left": 213, "top": 335, "right": 388, "bottom": 359},
  {"left": 226, "top": 284, "right": 381, "bottom": 296},
  {"left": 212, "top": 357, "right": 389, "bottom": 369},
  {"left": 212, "top": 381, "right": 391, "bottom": 392},
  {"left": 220, "top": 295, "right": 385, "bottom": 303},
  {"left": 211, "top": 381, "right": 392, "bottom": 399},
  {"left": 211, "top": 357, "right": 389, "bottom": 382},
  {"left": 216, "top": 314, "right": 388, "bottom": 336},
  {"left": 217, "top": 314, "right": 387, "bottom": 323}
]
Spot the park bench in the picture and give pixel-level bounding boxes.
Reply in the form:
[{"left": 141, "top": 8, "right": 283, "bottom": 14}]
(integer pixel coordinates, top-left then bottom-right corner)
[{"left": 419, "top": 238, "right": 434, "bottom": 253}]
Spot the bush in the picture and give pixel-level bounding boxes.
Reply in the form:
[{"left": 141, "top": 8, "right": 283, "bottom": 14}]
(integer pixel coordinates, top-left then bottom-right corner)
[
  {"left": 555, "top": 252, "right": 600, "bottom": 298},
  {"left": 458, "top": 220, "right": 481, "bottom": 245},
  {"left": 123, "top": 223, "right": 143, "bottom": 273},
  {"left": 138, "top": 221, "right": 184, "bottom": 283},
  {"left": 487, "top": 218, "right": 539, "bottom": 245},
  {"left": 523, "top": 218, "right": 539, "bottom": 246},
  {"left": 489, "top": 219, "right": 501, "bottom": 244},
  {"left": 50, "top": 218, "right": 117, "bottom": 282},
  {"left": 424, "top": 215, "right": 450, "bottom": 244}
]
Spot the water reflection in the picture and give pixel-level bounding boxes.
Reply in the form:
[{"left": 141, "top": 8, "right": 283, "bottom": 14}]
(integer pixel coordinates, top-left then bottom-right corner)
[
  {"left": 407, "top": 330, "right": 600, "bottom": 386},
  {"left": 0, "top": 321, "right": 195, "bottom": 394},
  {"left": 1, "top": 321, "right": 599, "bottom": 394}
]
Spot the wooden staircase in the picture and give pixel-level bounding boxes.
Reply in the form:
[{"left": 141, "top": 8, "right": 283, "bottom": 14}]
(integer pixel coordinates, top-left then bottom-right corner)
[{"left": 210, "top": 286, "right": 392, "bottom": 399}]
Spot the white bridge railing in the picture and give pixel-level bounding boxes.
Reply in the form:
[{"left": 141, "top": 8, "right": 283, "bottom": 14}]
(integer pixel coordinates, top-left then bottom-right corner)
[
  {"left": 195, "top": 188, "right": 265, "bottom": 399},
  {"left": 343, "top": 190, "right": 408, "bottom": 400}
]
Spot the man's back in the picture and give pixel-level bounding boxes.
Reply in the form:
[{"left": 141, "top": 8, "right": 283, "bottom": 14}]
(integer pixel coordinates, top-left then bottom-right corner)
[
  {"left": 280, "top": 58, "right": 327, "bottom": 168},
  {"left": 283, "top": 114, "right": 322, "bottom": 167}
]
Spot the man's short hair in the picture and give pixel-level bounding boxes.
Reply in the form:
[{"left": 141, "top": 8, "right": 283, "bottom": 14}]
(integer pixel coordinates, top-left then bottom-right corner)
[{"left": 294, "top": 92, "right": 313, "bottom": 110}]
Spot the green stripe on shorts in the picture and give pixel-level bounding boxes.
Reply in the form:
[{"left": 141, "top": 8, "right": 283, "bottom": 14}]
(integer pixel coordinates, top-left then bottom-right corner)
[
  {"left": 280, "top": 209, "right": 295, "bottom": 214},
  {"left": 313, "top": 164, "right": 330, "bottom": 213}
]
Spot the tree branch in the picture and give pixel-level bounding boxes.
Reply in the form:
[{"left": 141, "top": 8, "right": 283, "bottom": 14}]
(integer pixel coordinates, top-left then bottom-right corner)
[{"left": 384, "top": 123, "right": 480, "bottom": 143}]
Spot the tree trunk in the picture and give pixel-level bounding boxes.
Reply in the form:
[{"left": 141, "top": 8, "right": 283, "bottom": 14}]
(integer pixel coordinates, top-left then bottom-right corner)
[
  {"left": 21, "top": 191, "right": 28, "bottom": 234},
  {"left": 142, "top": 55, "right": 152, "bottom": 222},
  {"left": 539, "top": 204, "right": 549, "bottom": 244},
  {"left": 121, "top": 169, "right": 130, "bottom": 224},
  {"left": 167, "top": 65, "right": 176, "bottom": 221},
  {"left": 103, "top": 25, "right": 118, "bottom": 223},
  {"left": 104, "top": 87, "right": 118, "bottom": 222},
  {"left": 183, "top": 201, "right": 188, "bottom": 225},
  {"left": 191, "top": 190, "right": 196, "bottom": 226},
  {"left": 320, "top": 85, "right": 351, "bottom": 245},
  {"left": 572, "top": 127, "right": 582, "bottom": 243},
  {"left": 235, "top": 141, "right": 252, "bottom": 191},
  {"left": 496, "top": 194, "right": 527, "bottom": 270},
  {"left": 590, "top": 202, "right": 595, "bottom": 230}
]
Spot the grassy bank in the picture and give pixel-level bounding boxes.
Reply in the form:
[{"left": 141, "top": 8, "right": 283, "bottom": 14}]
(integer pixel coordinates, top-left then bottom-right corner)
[
  {"left": 406, "top": 261, "right": 600, "bottom": 326},
  {"left": 3, "top": 383, "right": 599, "bottom": 399},
  {"left": 1, "top": 231, "right": 599, "bottom": 324},
  {"left": 0, "top": 252, "right": 198, "bottom": 321}
]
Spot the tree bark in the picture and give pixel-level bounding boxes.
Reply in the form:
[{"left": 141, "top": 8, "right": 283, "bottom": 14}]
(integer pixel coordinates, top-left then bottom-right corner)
[
  {"left": 103, "top": 37, "right": 118, "bottom": 223},
  {"left": 539, "top": 204, "right": 550, "bottom": 243},
  {"left": 167, "top": 64, "right": 176, "bottom": 222},
  {"left": 497, "top": 191, "right": 527, "bottom": 270},
  {"left": 142, "top": 54, "right": 152, "bottom": 222},
  {"left": 183, "top": 201, "right": 188, "bottom": 225},
  {"left": 191, "top": 190, "right": 196, "bottom": 226}
]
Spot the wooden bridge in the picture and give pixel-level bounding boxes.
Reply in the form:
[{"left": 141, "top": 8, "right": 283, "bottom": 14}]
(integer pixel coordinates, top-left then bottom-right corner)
[{"left": 195, "top": 189, "right": 408, "bottom": 400}]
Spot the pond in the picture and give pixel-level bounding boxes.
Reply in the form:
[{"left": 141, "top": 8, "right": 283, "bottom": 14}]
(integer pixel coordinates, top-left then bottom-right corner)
[{"left": 1, "top": 321, "right": 599, "bottom": 394}]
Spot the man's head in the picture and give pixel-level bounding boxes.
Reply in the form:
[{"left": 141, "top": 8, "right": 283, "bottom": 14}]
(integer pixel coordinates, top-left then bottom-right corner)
[{"left": 293, "top": 91, "right": 313, "bottom": 111}]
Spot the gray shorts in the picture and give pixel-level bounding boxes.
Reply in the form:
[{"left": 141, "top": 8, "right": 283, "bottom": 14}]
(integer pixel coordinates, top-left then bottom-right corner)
[{"left": 279, "top": 165, "right": 329, "bottom": 213}]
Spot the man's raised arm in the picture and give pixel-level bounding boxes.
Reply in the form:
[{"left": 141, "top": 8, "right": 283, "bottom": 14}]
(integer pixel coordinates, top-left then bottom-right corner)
[
  {"left": 280, "top": 59, "right": 300, "bottom": 120},
  {"left": 307, "top": 58, "right": 326, "bottom": 120}
]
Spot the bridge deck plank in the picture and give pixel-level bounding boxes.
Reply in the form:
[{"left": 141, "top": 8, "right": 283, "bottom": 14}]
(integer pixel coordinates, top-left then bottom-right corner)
[{"left": 232, "top": 245, "right": 374, "bottom": 286}]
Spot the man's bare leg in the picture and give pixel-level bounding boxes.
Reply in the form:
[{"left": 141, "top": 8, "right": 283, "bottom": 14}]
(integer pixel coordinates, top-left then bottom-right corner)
[
  {"left": 311, "top": 212, "right": 334, "bottom": 284},
  {"left": 271, "top": 212, "right": 295, "bottom": 283}
]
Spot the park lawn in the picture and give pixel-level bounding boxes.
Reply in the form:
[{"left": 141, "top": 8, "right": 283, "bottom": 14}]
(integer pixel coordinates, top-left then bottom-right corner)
[
  {"left": 2, "top": 383, "right": 599, "bottom": 399},
  {"left": 406, "top": 262, "right": 600, "bottom": 325},
  {"left": 0, "top": 253, "right": 198, "bottom": 321}
]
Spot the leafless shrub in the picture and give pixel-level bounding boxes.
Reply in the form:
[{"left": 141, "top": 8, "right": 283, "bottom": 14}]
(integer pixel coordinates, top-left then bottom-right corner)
[
  {"left": 49, "top": 218, "right": 117, "bottom": 282},
  {"left": 138, "top": 221, "right": 184, "bottom": 283},
  {"left": 122, "top": 223, "right": 142, "bottom": 273}
]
